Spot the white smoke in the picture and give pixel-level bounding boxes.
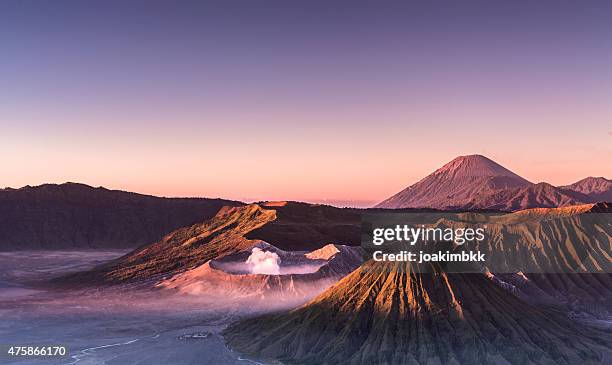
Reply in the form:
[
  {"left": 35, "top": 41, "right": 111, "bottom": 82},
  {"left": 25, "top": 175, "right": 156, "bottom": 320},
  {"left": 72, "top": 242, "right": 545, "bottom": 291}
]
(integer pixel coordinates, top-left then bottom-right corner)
[{"left": 245, "top": 248, "right": 281, "bottom": 275}]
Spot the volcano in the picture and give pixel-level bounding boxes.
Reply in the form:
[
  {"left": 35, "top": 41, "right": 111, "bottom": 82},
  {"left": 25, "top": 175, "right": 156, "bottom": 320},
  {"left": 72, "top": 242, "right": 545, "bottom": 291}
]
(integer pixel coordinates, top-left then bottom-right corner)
[
  {"left": 376, "top": 155, "right": 531, "bottom": 209},
  {"left": 58, "top": 202, "right": 362, "bottom": 285},
  {"left": 225, "top": 205, "right": 612, "bottom": 364},
  {"left": 225, "top": 260, "right": 612, "bottom": 365},
  {"left": 157, "top": 241, "right": 362, "bottom": 306},
  {"left": 376, "top": 155, "right": 608, "bottom": 210}
]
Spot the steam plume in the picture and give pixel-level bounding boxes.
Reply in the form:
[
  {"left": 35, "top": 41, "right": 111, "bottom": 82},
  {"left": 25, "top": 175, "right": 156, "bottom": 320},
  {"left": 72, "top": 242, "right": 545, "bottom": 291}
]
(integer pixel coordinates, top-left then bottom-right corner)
[{"left": 246, "top": 248, "right": 281, "bottom": 274}]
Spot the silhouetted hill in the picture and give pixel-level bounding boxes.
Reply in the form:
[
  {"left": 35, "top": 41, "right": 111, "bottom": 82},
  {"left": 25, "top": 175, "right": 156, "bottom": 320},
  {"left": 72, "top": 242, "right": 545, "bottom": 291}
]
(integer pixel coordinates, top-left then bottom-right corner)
[{"left": 0, "top": 183, "right": 242, "bottom": 250}]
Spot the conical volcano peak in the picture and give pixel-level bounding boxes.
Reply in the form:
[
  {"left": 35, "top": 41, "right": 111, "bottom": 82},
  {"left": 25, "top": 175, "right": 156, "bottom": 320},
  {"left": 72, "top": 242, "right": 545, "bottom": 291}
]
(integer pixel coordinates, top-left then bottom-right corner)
[
  {"left": 433, "top": 154, "right": 525, "bottom": 179},
  {"left": 225, "top": 257, "right": 611, "bottom": 365},
  {"left": 376, "top": 154, "right": 608, "bottom": 210},
  {"left": 376, "top": 154, "right": 533, "bottom": 209}
]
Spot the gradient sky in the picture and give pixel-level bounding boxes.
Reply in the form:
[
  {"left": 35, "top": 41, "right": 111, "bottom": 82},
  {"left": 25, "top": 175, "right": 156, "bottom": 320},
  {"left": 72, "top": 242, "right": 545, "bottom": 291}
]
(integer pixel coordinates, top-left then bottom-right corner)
[{"left": 1, "top": 1, "right": 611, "bottom": 205}]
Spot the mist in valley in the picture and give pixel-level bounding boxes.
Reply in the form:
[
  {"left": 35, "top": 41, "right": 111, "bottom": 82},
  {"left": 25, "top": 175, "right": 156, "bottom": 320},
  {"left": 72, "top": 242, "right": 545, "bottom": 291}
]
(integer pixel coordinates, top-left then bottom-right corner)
[{"left": 0, "top": 250, "right": 309, "bottom": 365}]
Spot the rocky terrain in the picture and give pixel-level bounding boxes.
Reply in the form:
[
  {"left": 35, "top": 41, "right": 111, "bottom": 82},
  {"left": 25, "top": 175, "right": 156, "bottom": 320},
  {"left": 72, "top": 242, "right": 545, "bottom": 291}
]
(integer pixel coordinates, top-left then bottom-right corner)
[
  {"left": 225, "top": 204, "right": 612, "bottom": 365},
  {"left": 58, "top": 201, "right": 361, "bottom": 285},
  {"left": 226, "top": 261, "right": 612, "bottom": 365},
  {"left": 0, "top": 183, "right": 241, "bottom": 250},
  {"left": 447, "top": 203, "right": 609, "bottom": 274},
  {"left": 158, "top": 241, "right": 363, "bottom": 306},
  {"left": 376, "top": 155, "right": 611, "bottom": 210}
]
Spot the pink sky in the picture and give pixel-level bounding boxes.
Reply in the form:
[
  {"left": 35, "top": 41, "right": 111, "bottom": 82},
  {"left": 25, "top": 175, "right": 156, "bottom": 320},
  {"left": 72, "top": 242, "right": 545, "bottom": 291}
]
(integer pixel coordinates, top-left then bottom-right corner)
[
  {"left": 3, "top": 105, "right": 611, "bottom": 204},
  {"left": 2, "top": 1, "right": 611, "bottom": 204}
]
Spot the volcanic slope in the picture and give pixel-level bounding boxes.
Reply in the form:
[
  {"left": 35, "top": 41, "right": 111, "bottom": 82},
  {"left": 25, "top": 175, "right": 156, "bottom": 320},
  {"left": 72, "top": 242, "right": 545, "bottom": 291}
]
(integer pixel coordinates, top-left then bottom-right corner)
[
  {"left": 376, "top": 154, "right": 607, "bottom": 210},
  {"left": 376, "top": 154, "right": 531, "bottom": 209},
  {"left": 438, "top": 203, "right": 612, "bottom": 274},
  {"left": 157, "top": 242, "right": 363, "bottom": 305},
  {"left": 225, "top": 260, "right": 612, "bottom": 365},
  {"left": 59, "top": 202, "right": 361, "bottom": 285}
]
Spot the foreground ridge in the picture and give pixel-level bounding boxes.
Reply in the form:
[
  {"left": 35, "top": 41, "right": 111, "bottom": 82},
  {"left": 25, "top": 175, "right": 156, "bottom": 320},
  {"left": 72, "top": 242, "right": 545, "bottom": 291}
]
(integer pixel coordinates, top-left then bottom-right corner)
[{"left": 225, "top": 260, "right": 612, "bottom": 365}]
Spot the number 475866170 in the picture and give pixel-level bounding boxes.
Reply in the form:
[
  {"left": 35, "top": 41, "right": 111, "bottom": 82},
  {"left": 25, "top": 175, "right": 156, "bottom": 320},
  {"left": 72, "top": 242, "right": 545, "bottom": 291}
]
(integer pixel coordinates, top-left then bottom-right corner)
[{"left": 4, "top": 345, "right": 67, "bottom": 357}]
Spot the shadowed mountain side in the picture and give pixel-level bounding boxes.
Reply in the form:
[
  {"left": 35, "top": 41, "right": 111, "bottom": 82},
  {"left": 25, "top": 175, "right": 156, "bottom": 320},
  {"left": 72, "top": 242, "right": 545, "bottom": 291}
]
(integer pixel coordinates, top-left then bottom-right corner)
[
  {"left": 463, "top": 183, "right": 590, "bottom": 210},
  {"left": 245, "top": 201, "right": 362, "bottom": 251},
  {"left": 225, "top": 261, "right": 612, "bottom": 365},
  {"left": 561, "top": 177, "right": 612, "bottom": 203},
  {"left": 55, "top": 202, "right": 363, "bottom": 285},
  {"left": 489, "top": 271, "right": 612, "bottom": 317},
  {"left": 0, "top": 183, "right": 242, "bottom": 250}
]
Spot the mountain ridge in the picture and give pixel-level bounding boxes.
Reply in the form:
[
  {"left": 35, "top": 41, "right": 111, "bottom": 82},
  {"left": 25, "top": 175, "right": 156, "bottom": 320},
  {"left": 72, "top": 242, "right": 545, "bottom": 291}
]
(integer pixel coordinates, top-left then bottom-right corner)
[
  {"left": 0, "top": 182, "right": 243, "bottom": 250},
  {"left": 225, "top": 260, "right": 612, "bottom": 365},
  {"left": 376, "top": 155, "right": 610, "bottom": 210},
  {"left": 55, "top": 202, "right": 363, "bottom": 285},
  {"left": 224, "top": 203, "right": 612, "bottom": 364},
  {"left": 561, "top": 177, "right": 612, "bottom": 202}
]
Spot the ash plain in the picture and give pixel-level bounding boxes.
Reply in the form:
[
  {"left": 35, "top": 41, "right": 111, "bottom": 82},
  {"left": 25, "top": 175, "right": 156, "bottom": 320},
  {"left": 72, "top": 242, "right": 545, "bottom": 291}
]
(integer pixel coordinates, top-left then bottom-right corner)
[{"left": 0, "top": 251, "right": 269, "bottom": 365}]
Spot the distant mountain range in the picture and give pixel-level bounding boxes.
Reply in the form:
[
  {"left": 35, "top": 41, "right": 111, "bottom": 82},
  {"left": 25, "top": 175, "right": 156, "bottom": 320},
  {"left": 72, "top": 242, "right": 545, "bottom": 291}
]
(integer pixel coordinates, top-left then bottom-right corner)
[
  {"left": 3, "top": 156, "right": 610, "bottom": 250},
  {"left": 376, "top": 154, "right": 611, "bottom": 210},
  {"left": 561, "top": 176, "right": 612, "bottom": 202},
  {"left": 0, "top": 183, "right": 242, "bottom": 250}
]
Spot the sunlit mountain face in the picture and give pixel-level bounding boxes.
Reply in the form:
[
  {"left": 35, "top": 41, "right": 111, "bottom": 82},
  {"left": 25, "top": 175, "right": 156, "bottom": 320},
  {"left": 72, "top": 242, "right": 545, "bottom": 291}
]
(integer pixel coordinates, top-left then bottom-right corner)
[
  {"left": 225, "top": 204, "right": 612, "bottom": 365},
  {"left": 376, "top": 155, "right": 609, "bottom": 211}
]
